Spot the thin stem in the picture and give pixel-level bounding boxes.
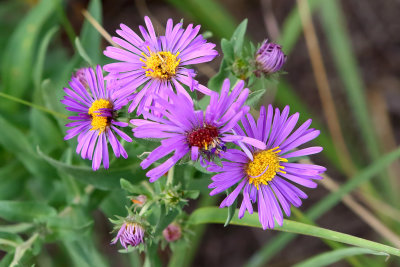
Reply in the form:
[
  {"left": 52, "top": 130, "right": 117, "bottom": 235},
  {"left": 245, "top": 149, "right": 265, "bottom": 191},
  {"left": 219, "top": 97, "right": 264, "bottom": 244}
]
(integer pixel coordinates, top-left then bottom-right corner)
[
  {"left": 0, "top": 92, "right": 68, "bottom": 119},
  {"left": 10, "top": 233, "right": 39, "bottom": 267}
]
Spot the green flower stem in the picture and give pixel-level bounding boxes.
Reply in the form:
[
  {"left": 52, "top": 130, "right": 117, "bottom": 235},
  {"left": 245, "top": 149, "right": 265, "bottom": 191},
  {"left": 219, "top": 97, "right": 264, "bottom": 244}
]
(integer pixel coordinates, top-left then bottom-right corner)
[
  {"left": 189, "top": 207, "right": 400, "bottom": 257},
  {"left": 0, "top": 92, "right": 68, "bottom": 119},
  {"left": 10, "top": 232, "right": 39, "bottom": 267},
  {"left": 0, "top": 238, "right": 19, "bottom": 248}
]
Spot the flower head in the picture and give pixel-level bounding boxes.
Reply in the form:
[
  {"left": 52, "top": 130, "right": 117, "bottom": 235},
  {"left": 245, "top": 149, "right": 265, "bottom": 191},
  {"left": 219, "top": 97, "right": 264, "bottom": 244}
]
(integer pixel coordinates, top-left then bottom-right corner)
[
  {"left": 208, "top": 105, "right": 325, "bottom": 229},
  {"left": 104, "top": 16, "right": 218, "bottom": 115},
  {"left": 254, "top": 40, "right": 286, "bottom": 76},
  {"left": 131, "top": 79, "right": 266, "bottom": 182},
  {"left": 111, "top": 220, "right": 145, "bottom": 249},
  {"left": 62, "top": 65, "right": 132, "bottom": 170},
  {"left": 163, "top": 223, "right": 182, "bottom": 242}
]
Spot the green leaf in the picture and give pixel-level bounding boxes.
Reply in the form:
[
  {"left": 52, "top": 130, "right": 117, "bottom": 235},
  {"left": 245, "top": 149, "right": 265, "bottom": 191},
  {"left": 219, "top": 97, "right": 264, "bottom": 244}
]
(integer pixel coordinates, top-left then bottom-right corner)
[
  {"left": 0, "top": 162, "right": 26, "bottom": 200},
  {"left": 80, "top": 0, "right": 102, "bottom": 64},
  {"left": 245, "top": 89, "right": 266, "bottom": 108},
  {"left": 30, "top": 109, "right": 64, "bottom": 153},
  {"left": 154, "top": 206, "right": 179, "bottom": 236},
  {"left": 187, "top": 160, "right": 212, "bottom": 174},
  {"left": 33, "top": 26, "right": 59, "bottom": 92},
  {"left": 244, "top": 147, "right": 400, "bottom": 266},
  {"left": 0, "top": 201, "right": 56, "bottom": 223},
  {"left": 319, "top": 0, "right": 392, "bottom": 199},
  {"left": 0, "top": 114, "right": 55, "bottom": 179},
  {"left": 0, "top": 253, "right": 13, "bottom": 267},
  {"left": 37, "top": 147, "right": 144, "bottom": 190},
  {"left": 189, "top": 207, "right": 400, "bottom": 257},
  {"left": 63, "top": 239, "right": 108, "bottom": 267},
  {"left": 294, "top": 247, "right": 388, "bottom": 267},
  {"left": 75, "top": 37, "right": 94, "bottom": 66},
  {"left": 224, "top": 199, "right": 237, "bottom": 227},
  {"left": 1, "top": 0, "right": 56, "bottom": 111},
  {"left": 231, "top": 19, "right": 247, "bottom": 54},
  {"left": 207, "top": 59, "right": 230, "bottom": 92},
  {"left": 120, "top": 178, "right": 143, "bottom": 195},
  {"left": 221, "top": 38, "right": 234, "bottom": 63},
  {"left": 0, "top": 223, "right": 34, "bottom": 234}
]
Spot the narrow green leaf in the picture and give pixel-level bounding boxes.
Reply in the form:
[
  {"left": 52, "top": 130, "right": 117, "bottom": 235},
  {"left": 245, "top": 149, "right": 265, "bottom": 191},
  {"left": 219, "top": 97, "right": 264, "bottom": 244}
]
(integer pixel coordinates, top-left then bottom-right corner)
[
  {"left": 120, "top": 178, "right": 143, "bottom": 195},
  {"left": 319, "top": 0, "right": 390, "bottom": 198},
  {"left": 246, "top": 89, "right": 266, "bottom": 108},
  {"left": 224, "top": 199, "right": 237, "bottom": 227},
  {"left": 1, "top": 0, "right": 56, "bottom": 111},
  {"left": 0, "top": 201, "right": 56, "bottom": 223},
  {"left": 154, "top": 207, "right": 179, "bottom": 236},
  {"left": 75, "top": 38, "right": 94, "bottom": 66},
  {"left": 231, "top": 19, "right": 247, "bottom": 54},
  {"left": 33, "top": 26, "right": 59, "bottom": 92},
  {"left": 30, "top": 109, "right": 64, "bottom": 153},
  {"left": 189, "top": 207, "right": 400, "bottom": 257},
  {"left": 80, "top": 0, "right": 102, "bottom": 64},
  {"left": 63, "top": 239, "right": 108, "bottom": 267},
  {"left": 0, "top": 223, "right": 34, "bottom": 234},
  {"left": 37, "top": 147, "right": 144, "bottom": 190},
  {"left": 0, "top": 114, "right": 55, "bottom": 178},
  {"left": 245, "top": 147, "right": 400, "bottom": 266},
  {"left": 0, "top": 253, "right": 13, "bottom": 267},
  {"left": 294, "top": 247, "right": 388, "bottom": 267}
]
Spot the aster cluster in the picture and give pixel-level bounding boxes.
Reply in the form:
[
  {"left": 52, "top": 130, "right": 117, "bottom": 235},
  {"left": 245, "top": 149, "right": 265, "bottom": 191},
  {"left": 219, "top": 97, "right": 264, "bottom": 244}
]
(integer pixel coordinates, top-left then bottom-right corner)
[{"left": 62, "top": 16, "right": 324, "bottom": 249}]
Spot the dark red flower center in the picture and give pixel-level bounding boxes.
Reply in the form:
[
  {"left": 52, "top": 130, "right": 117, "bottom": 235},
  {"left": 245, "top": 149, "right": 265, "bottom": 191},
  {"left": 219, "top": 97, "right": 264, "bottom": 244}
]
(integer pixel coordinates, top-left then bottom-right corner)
[{"left": 187, "top": 125, "right": 219, "bottom": 149}]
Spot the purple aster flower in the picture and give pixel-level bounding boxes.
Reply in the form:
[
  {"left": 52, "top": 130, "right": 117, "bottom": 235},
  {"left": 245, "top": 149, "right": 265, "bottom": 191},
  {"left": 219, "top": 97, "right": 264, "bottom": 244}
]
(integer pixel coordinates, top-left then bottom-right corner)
[
  {"left": 111, "top": 221, "right": 145, "bottom": 249},
  {"left": 62, "top": 65, "right": 133, "bottom": 170},
  {"left": 207, "top": 105, "right": 325, "bottom": 229},
  {"left": 103, "top": 16, "right": 218, "bottom": 115},
  {"left": 130, "top": 79, "right": 267, "bottom": 182},
  {"left": 254, "top": 40, "right": 286, "bottom": 77}
]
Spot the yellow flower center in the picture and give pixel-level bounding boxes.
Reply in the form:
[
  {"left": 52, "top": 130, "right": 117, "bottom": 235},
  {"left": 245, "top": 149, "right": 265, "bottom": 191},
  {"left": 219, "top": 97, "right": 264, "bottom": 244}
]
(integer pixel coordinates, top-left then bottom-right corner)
[
  {"left": 88, "top": 99, "right": 113, "bottom": 133},
  {"left": 140, "top": 47, "right": 180, "bottom": 80},
  {"left": 246, "top": 147, "right": 288, "bottom": 189}
]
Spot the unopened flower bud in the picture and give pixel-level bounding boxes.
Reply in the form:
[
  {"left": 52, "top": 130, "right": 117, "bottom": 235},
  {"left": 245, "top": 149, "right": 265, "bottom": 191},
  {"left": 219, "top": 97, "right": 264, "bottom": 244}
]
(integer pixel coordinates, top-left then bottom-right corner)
[
  {"left": 131, "top": 195, "right": 147, "bottom": 206},
  {"left": 111, "top": 219, "right": 145, "bottom": 249},
  {"left": 254, "top": 40, "right": 286, "bottom": 76},
  {"left": 163, "top": 223, "right": 181, "bottom": 242},
  {"left": 72, "top": 68, "right": 89, "bottom": 88}
]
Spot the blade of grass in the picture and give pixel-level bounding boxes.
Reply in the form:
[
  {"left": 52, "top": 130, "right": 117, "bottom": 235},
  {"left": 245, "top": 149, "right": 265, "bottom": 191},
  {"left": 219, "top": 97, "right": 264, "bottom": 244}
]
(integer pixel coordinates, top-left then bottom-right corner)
[
  {"left": 297, "top": 0, "right": 356, "bottom": 176},
  {"left": 189, "top": 207, "right": 400, "bottom": 258},
  {"left": 319, "top": 0, "right": 392, "bottom": 200},
  {"left": 1, "top": 0, "right": 56, "bottom": 112},
  {"left": 33, "top": 26, "right": 59, "bottom": 92},
  {"left": 245, "top": 147, "right": 400, "bottom": 266},
  {"left": 293, "top": 247, "right": 388, "bottom": 267}
]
